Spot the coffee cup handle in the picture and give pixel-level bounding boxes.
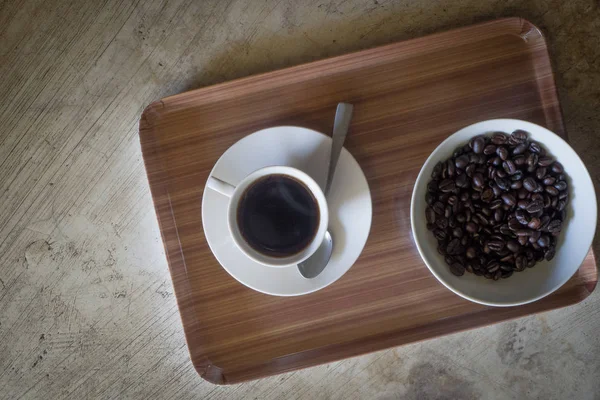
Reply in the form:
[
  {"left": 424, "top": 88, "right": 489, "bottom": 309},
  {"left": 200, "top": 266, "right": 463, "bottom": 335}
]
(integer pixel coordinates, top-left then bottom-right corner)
[{"left": 206, "top": 176, "right": 235, "bottom": 198}]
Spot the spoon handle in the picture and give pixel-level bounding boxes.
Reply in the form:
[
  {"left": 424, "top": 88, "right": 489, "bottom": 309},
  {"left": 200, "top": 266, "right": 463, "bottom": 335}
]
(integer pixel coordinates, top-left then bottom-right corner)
[{"left": 325, "top": 103, "right": 354, "bottom": 195}]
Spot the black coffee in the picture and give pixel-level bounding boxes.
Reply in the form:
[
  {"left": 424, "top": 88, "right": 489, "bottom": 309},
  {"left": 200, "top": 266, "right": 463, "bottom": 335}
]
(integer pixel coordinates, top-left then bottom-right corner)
[{"left": 237, "top": 174, "right": 320, "bottom": 257}]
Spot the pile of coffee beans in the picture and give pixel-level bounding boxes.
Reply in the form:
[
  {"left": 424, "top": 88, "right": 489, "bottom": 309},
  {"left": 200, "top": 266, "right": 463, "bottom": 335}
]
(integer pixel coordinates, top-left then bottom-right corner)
[{"left": 425, "top": 130, "right": 569, "bottom": 279}]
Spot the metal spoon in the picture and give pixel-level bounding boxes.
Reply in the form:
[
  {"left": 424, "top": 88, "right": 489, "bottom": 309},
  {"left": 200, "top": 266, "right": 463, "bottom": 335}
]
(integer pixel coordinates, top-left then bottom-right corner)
[{"left": 298, "top": 102, "right": 354, "bottom": 279}]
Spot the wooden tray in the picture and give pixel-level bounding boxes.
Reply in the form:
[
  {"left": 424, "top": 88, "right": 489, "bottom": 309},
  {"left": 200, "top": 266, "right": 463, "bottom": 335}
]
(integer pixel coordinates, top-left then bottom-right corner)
[{"left": 139, "top": 18, "right": 597, "bottom": 384}]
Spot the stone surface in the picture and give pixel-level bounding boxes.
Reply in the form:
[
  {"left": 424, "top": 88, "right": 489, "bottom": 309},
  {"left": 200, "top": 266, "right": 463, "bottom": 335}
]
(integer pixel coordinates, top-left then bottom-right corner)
[{"left": 0, "top": 0, "right": 599, "bottom": 399}]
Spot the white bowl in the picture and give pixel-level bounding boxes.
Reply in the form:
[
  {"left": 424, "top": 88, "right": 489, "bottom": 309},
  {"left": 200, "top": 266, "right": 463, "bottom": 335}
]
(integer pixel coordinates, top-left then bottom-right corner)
[{"left": 410, "top": 119, "right": 597, "bottom": 307}]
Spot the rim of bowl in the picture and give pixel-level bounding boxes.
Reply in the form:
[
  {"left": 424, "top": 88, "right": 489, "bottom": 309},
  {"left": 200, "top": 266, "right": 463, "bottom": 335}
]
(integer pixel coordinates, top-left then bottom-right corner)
[{"left": 410, "top": 119, "right": 597, "bottom": 307}]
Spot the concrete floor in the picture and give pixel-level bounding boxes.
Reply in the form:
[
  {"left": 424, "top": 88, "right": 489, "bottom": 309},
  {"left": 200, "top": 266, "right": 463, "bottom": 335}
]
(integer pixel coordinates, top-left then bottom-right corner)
[{"left": 0, "top": 0, "right": 599, "bottom": 399}]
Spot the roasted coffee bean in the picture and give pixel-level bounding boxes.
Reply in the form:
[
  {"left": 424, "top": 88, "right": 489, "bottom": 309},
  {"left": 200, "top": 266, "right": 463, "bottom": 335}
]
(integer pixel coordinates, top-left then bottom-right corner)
[
  {"left": 455, "top": 173, "right": 469, "bottom": 188},
  {"left": 481, "top": 188, "right": 494, "bottom": 203},
  {"left": 483, "top": 144, "right": 497, "bottom": 155},
  {"left": 494, "top": 176, "right": 510, "bottom": 191},
  {"left": 465, "top": 247, "right": 477, "bottom": 259},
  {"left": 510, "top": 180, "right": 523, "bottom": 189},
  {"left": 526, "top": 200, "right": 544, "bottom": 213},
  {"left": 508, "top": 218, "right": 522, "bottom": 231},
  {"left": 475, "top": 212, "right": 489, "bottom": 226},
  {"left": 535, "top": 166, "right": 547, "bottom": 180},
  {"left": 435, "top": 218, "right": 448, "bottom": 229},
  {"left": 439, "top": 179, "right": 455, "bottom": 192},
  {"left": 539, "top": 215, "right": 551, "bottom": 230},
  {"left": 446, "top": 238, "right": 461, "bottom": 255},
  {"left": 426, "top": 207, "right": 436, "bottom": 224},
  {"left": 545, "top": 186, "right": 559, "bottom": 196},
  {"left": 465, "top": 163, "right": 476, "bottom": 177},
  {"left": 447, "top": 161, "right": 456, "bottom": 177},
  {"left": 513, "top": 143, "right": 527, "bottom": 155},
  {"left": 525, "top": 154, "right": 537, "bottom": 173},
  {"left": 538, "top": 235, "right": 550, "bottom": 248},
  {"left": 506, "top": 240, "right": 520, "bottom": 253},
  {"left": 551, "top": 162, "right": 564, "bottom": 174},
  {"left": 465, "top": 221, "right": 479, "bottom": 233},
  {"left": 455, "top": 154, "right": 469, "bottom": 169},
  {"left": 489, "top": 183, "right": 502, "bottom": 198},
  {"left": 559, "top": 190, "right": 568, "bottom": 200},
  {"left": 433, "top": 229, "right": 447, "bottom": 241},
  {"left": 449, "top": 263, "right": 465, "bottom": 276},
  {"left": 502, "top": 160, "right": 517, "bottom": 175},
  {"left": 554, "top": 181, "right": 567, "bottom": 191},
  {"left": 496, "top": 146, "right": 509, "bottom": 160},
  {"left": 501, "top": 270, "right": 514, "bottom": 279},
  {"left": 529, "top": 230, "right": 541, "bottom": 242},
  {"left": 514, "top": 155, "right": 526, "bottom": 166},
  {"left": 425, "top": 129, "right": 568, "bottom": 280},
  {"left": 470, "top": 136, "right": 484, "bottom": 153},
  {"left": 523, "top": 177, "right": 536, "bottom": 192},
  {"left": 546, "top": 219, "right": 562, "bottom": 233},
  {"left": 517, "top": 200, "right": 529, "bottom": 210},
  {"left": 452, "top": 227, "right": 464, "bottom": 238},
  {"left": 489, "top": 199, "right": 502, "bottom": 210},
  {"left": 527, "top": 217, "right": 541, "bottom": 230},
  {"left": 494, "top": 208, "right": 504, "bottom": 222},
  {"left": 518, "top": 235, "right": 528, "bottom": 246},
  {"left": 510, "top": 168, "right": 523, "bottom": 181},
  {"left": 432, "top": 162, "right": 443, "bottom": 179},
  {"left": 426, "top": 192, "right": 435, "bottom": 205},
  {"left": 472, "top": 173, "right": 485, "bottom": 188},
  {"left": 500, "top": 264, "right": 513, "bottom": 272},
  {"left": 538, "top": 156, "right": 554, "bottom": 167},
  {"left": 488, "top": 240, "right": 505, "bottom": 252},
  {"left": 515, "top": 255, "right": 526, "bottom": 271},
  {"left": 542, "top": 194, "right": 551, "bottom": 209},
  {"left": 515, "top": 210, "right": 529, "bottom": 225},
  {"left": 511, "top": 130, "right": 528, "bottom": 144},
  {"left": 529, "top": 141, "right": 542, "bottom": 153},
  {"left": 491, "top": 132, "right": 508, "bottom": 145},
  {"left": 515, "top": 229, "right": 533, "bottom": 237},
  {"left": 444, "top": 205, "right": 452, "bottom": 218},
  {"left": 501, "top": 193, "right": 516, "bottom": 207},
  {"left": 487, "top": 261, "right": 500, "bottom": 273}
]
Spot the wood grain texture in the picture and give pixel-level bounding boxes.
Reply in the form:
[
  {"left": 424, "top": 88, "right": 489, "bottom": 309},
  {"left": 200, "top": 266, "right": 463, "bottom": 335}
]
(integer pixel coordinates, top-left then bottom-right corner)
[{"left": 139, "top": 17, "right": 597, "bottom": 384}]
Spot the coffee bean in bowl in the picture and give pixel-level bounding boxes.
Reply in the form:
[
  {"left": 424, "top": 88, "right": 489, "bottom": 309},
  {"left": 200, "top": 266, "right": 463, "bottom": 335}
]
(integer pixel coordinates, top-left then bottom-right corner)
[
  {"left": 425, "top": 129, "right": 567, "bottom": 280},
  {"left": 410, "top": 119, "right": 596, "bottom": 307}
]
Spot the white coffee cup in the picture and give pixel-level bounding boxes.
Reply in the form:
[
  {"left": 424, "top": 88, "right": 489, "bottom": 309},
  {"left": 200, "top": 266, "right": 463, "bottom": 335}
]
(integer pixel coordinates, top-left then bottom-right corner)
[{"left": 206, "top": 166, "right": 329, "bottom": 268}]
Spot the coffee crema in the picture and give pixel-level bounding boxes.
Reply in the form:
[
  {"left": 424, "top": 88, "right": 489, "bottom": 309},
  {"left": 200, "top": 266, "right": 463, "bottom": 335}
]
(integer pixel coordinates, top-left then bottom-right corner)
[{"left": 237, "top": 174, "right": 320, "bottom": 257}]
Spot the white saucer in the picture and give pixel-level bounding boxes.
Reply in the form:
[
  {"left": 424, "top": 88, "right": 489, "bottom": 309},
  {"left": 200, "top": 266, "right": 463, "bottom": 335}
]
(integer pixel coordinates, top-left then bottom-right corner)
[{"left": 201, "top": 126, "right": 372, "bottom": 296}]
